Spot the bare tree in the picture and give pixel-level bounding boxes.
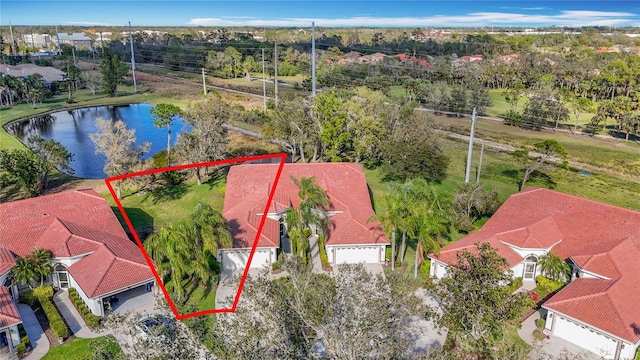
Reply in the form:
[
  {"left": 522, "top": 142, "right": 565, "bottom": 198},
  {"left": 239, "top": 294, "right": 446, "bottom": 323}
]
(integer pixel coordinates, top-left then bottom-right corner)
[
  {"left": 89, "top": 118, "right": 150, "bottom": 198},
  {"left": 80, "top": 70, "right": 104, "bottom": 95},
  {"left": 211, "top": 257, "right": 430, "bottom": 359}
]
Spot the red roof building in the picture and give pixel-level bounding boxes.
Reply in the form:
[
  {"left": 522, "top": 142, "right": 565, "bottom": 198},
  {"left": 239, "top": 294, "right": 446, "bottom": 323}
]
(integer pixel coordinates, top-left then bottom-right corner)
[
  {"left": 0, "top": 190, "right": 155, "bottom": 317},
  {"left": 219, "top": 163, "right": 388, "bottom": 270},
  {"left": 429, "top": 187, "right": 640, "bottom": 359}
]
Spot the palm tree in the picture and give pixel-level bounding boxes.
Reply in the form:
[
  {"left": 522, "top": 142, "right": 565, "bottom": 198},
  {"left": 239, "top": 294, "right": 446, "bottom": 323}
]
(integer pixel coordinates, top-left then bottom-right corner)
[
  {"left": 145, "top": 204, "right": 230, "bottom": 300},
  {"left": 367, "top": 194, "right": 402, "bottom": 270},
  {"left": 11, "top": 257, "right": 39, "bottom": 289},
  {"left": 150, "top": 103, "right": 182, "bottom": 164},
  {"left": 287, "top": 176, "right": 330, "bottom": 264},
  {"left": 406, "top": 179, "right": 450, "bottom": 278},
  {"left": 390, "top": 181, "right": 415, "bottom": 264},
  {"left": 538, "top": 253, "right": 571, "bottom": 282},
  {"left": 30, "top": 248, "right": 53, "bottom": 286}
]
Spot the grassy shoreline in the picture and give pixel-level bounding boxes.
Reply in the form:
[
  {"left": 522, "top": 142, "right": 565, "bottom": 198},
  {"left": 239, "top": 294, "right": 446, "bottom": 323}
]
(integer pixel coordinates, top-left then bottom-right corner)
[{"left": 1, "top": 86, "right": 186, "bottom": 150}]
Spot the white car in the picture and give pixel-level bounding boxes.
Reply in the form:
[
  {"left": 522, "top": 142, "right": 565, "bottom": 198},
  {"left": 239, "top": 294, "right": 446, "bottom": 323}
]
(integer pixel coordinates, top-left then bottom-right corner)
[{"left": 133, "top": 314, "right": 175, "bottom": 342}]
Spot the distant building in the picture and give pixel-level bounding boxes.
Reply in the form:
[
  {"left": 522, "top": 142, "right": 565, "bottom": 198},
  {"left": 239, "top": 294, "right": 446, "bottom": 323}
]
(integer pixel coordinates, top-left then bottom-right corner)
[
  {"left": 0, "top": 64, "right": 65, "bottom": 87},
  {"left": 55, "top": 33, "right": 93, "bottom": 49},
  {"left": 22, "top": 34, "right": 52, "bottom": 48}
]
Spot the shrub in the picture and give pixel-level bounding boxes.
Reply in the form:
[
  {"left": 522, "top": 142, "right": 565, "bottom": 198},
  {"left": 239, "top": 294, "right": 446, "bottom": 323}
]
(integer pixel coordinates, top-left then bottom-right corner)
[
  {"left": 272, "top": 261, "right": 280, "bottom": 271},
  {"left": 505, "top": 277, "right": 523, "bottom": 293},
  {"left": 318, "top": 236, "right": 329, "bottom": 268},
  {"left": 19, "top": 290, "right": 38, "bottom": 306},
  {"left": 385, "top": 247, "right": 392, "bottom": 262},
  {"left": 536, "top": 275, "right": 565, "bottom": 295},
  {"left": 16, "top": 343, "right": 26, "bottom": 356},
  {"left": 533, "top": 328, "right": 546, "bottom": 341},
  {"left": 39, "top": 296, "right": 68, "bottom": 338},
  {"left": 419, "top": 260, "right": 431, "bottom": 278},
  {"left": 526, "top": 290, "right": 539, "bottom": 302},
  {"left": 535, "top": 318, "right": 545, "bottom": 329},
  {"left": 21, "top": 335, "right": 29, "bottom": 346},
  {"left": 68, "top": 288, "right": 100, "bottom": 329},
  {"left": 33, "top": 285, "right": 53, "bottom": 301}
]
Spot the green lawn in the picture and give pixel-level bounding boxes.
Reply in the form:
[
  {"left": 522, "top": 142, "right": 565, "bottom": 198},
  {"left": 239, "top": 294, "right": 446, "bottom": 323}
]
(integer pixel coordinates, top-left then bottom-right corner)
[
  {"left": 103, "top": 175, "right": 227, "bottom": 236},
  {"left": 1, "top": 86, "right": 187, "bottom": 151},
  {"left": 433, "top": 113, "right": 640, "bottom": 179},
  {"left": 486, "top": 89, "right": 600, "bottom": 126},
  {"left": 164, "top": 276, "right": 217, "bottom": 313},
  {"left": 42, "top": 336, "right": 121, "bottom": 360}
]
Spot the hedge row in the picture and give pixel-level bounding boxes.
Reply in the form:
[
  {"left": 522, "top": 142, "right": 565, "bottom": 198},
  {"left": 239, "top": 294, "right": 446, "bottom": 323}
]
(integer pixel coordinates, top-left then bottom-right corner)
[
  {"left": 318, "top": 236, "right": 330, "bottom": 268},
  {"left": 16, "top": 335, "right": 29, "bottom": 356},
  {"left": 34, "top": 286, "right": 69, "bottom": 339},
  {"left": 68, "top": 288, "right": 101, "bottom": 328}
]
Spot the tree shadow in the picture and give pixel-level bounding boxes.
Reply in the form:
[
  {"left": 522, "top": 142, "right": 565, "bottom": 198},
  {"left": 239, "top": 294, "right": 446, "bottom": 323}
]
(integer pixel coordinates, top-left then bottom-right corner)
[
  {"left": 367, "top": 184, "right": 377, "bottom": 212},
  {"left": 110, "top": 206, "right": 154, "bottom": 241},
  {"left": 149, "top": 182, "right": 189, "bottom": 204},
  {"left": 501, "top": 169, "right": 556, "bottom": 190}
]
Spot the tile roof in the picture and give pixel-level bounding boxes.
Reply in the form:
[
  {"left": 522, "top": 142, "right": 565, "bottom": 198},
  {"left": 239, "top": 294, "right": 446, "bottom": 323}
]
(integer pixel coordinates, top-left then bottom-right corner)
[
  {"left": 0, "top": 286, "right": 21, "bottom": 329},
  {"left": 0, "top": 247, "right": 16, "bottom": 276},
  {"left": 223, "top": 163, "right": 388, "bottom": 249},
  {"left": 430, "top": 187, "right": 640, "bottom": 343},
  {"left": 0, "top": 190, "right": 154, "bottom": 299}
]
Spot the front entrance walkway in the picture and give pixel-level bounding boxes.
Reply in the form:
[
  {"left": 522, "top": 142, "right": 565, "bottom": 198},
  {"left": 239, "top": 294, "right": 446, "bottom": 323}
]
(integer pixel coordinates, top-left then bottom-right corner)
[
  {"left": 52, "top": 291, "right": 99, "bottom": 338},
  {"left": 17, "top": 304, "right": 50, "bottom": 360}
]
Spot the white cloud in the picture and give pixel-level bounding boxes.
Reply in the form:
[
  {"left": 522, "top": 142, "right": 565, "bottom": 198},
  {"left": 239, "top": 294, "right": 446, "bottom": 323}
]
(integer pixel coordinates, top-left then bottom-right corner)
[{"left": 188, "top": 10, "right": 638, "bottom": 27}]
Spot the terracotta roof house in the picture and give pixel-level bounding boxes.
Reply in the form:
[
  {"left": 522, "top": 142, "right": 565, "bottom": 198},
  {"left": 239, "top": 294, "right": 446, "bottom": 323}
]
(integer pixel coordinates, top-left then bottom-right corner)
[
  {"left": 0, "top": 286, "right": 21, "bottom": 358},
  {"left": 428, "top": 187, "right": 640, "bottom": 360},
  {"left": 217, "top": 163, "right": 388, "bottom": 270},
  {"left": 0, "top": 189, "right": 156, "bottom": 351}
]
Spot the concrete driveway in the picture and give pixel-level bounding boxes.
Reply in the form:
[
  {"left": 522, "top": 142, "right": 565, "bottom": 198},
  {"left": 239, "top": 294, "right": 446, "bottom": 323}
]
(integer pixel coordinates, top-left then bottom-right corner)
[
  {"left": 17, "top": 304, "right": 50, "bottom": 360},
  {"left": 410, "top": 289, "right": 447, "bottom": 355}
]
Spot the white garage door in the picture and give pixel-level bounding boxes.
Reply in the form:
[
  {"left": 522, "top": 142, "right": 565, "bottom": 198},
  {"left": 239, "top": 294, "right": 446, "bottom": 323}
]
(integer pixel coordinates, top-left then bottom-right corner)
[
  {"left": 334, "top": 246, "right": 380, "bottom": 264},
  {"left": 553, "top": 315, "right": 617, "bottom": 359},
  {"left": 222, "top": 249, "right": 271, "bottom": 270}
]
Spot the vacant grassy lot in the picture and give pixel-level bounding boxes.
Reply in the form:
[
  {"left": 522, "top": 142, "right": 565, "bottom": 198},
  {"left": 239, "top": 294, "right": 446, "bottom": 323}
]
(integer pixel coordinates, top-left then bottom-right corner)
[
  {"left": 433, "top": 113, "right": 640, "bottom": 179},
  {"left": 104, "top": 174, "right": 227, "bottom": 237}
]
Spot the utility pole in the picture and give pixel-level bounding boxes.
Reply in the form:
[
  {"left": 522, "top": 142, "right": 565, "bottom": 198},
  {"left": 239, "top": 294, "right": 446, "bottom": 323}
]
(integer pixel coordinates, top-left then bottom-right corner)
[
  {"left": 274, "top": 38, "right": 278, "bottom": 106},
  {"left": 464, "top": 106, "right": 477, "bottom": 183},
  {"left": 201, "top": 68, "right": 207, "bottom": 95},
  {"left": 55, "top": 24, "right": 61, "bottom": 56},
  {"left": 262, "top": 48, "right": 266, "bottom": 111},
  {"left": 91, "top": 42, "right": 97, "bottom": 69},
  {"left": 311, "top": 21, "right": 316, "bottom": 96},
  {"left": 128, "top": 21, "right": 137, "bottom": 93},
  {"left": 99, "top": 31, "right": 104, "bottom": 55},
  {"left": 476, "top": 142, "right": 484, "bottom": 184},
  {"left": 9, "top": 21, "right": 15, "bottom": 54}
]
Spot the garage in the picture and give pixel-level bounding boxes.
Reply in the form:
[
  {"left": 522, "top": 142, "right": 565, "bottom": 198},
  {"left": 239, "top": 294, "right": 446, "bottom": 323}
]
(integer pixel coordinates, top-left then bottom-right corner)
[
  {"left": 332, "top": 246, "right": 382, "bottom": 265},
  {"left": 551, "top": 314, "right": 618, "bottom": 359},
  {"left": 221, "top": 248, "right": 275, "bottom": 270}
]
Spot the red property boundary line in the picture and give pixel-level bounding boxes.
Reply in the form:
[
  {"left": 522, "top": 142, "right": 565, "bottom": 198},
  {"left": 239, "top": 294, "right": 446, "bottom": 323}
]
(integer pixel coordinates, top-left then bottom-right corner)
[{"left": 104, "top": 153, "right": 287, "bottom": 320}]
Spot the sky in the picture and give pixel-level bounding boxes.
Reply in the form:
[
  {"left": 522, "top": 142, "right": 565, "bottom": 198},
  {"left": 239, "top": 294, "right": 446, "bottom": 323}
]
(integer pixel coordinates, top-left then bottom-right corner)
[{"left": 1, "top": 0, "right": 639, "bottom": 28}]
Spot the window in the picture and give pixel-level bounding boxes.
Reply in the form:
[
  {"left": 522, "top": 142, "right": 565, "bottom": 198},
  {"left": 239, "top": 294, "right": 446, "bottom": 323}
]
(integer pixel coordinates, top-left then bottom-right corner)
[{"left": 55, "top": 264, "right": 70, "bottom": 289}]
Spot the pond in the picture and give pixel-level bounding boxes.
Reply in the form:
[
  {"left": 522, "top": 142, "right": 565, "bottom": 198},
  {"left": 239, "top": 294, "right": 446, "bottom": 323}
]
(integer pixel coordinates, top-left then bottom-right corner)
[{"left": 6, "top": 103, "right": 190, "bottom": 179}]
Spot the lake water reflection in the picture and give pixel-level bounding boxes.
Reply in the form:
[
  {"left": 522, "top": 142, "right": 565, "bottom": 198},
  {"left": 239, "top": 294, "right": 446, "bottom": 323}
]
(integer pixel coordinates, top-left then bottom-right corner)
[{"left": 6, "top": 103, "right": 190, "bottom": 179}]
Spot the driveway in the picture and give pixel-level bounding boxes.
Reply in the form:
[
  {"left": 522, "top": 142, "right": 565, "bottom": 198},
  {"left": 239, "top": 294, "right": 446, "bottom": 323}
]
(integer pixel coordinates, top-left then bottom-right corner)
[
  {"left": 411, "top": 289, "right": 447, "bottom": 355},
  {"left": 17, "top": 304, "right": 50, "bottom": 360},
  {"left": 215, "top": 270, "right": 241, "bottom": 310}
]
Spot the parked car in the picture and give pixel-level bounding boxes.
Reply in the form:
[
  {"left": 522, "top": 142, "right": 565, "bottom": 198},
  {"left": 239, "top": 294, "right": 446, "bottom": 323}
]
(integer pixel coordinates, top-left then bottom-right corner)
[{"left": 133, "top": 314, "right": 175, "bottom": 342}]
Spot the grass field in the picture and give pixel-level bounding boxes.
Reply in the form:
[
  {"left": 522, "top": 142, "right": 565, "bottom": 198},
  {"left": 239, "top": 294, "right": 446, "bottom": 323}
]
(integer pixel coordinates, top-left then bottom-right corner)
[
  {"left": 0, "top": 86, "right": 186, "bottom": 150},
  {"left": 104, "top": 174, "right": 227, "bottom": 236},
  {"left": 41, "top": 336, "right": 121, "bottom": 360},
  {"left": 432, "top": 114, "right": 640, "bottom": 179}
]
